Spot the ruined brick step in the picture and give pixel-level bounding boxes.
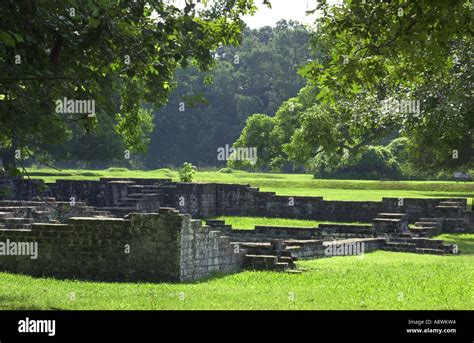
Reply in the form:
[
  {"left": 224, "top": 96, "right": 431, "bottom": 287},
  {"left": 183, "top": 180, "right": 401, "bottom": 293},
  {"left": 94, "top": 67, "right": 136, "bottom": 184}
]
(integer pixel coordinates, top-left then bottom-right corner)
[
  {"left": 274, "top": 262, "right": 289, "bottom": 271},
  {"left": 127, "top": 193, "right": 160, "bottom": 199},
  {"left": 409, "top": 227, "right": 438, "bottom": 237},
  {"left": 127, "top": 185, "right": 161, "bottom": 193},
  {"left": 237, "top": 242, "right": 273, "bottom": 255},
  {"left": 282, "top": 239, "right": 322, "bottom": 245},
  {"left": 318, "top": 223, "right": 373, "bottom": 230},
  {"left": 389, "top": 237, "right": 445, "bottom": 246},
  {"left": 0, "top": 212, "right": 14, "bottom": 218},
  {"left": 100, "top": 206, "right": 137, "bottom": 217},
  {"left": 438, "top": 201, "right": 464, "bottom": 207},
  {"left": 243, "top": 254, "right": 278, "bottom": 270},
  {"left": 417, "top": 218, "right": 443, "bottom": 228},
  {"left": 435, "top": 206, "right": 463, "bottom": 216},
  {"left": 278, "top": 256, "right": 296, "bottom": 269},
  {"left": 373, "top": 218, "right": 402, "bottom": 223},
  {"left": 0, "top": 206, "right": 35, "bottom": 214},
  {"left": 415, "top": 221, "right": 440, "bottom": 227},
  {"left": 377, "top": 213, "right": 407, "bottom": 219},
  {"left": 284, "top": 245, "right": 302, "bottom": 252},
  {"left": 1, "top": 223, "right": 32, "bottom": 229},
  {"left": 0, "top": 217, "right": 34, "bottom": 224},
  {"left": 385, "top": 242, "right": 416, "bottom": 248},
  {"left": 117, "top": 198, "right": 140, "bottom": 205}
]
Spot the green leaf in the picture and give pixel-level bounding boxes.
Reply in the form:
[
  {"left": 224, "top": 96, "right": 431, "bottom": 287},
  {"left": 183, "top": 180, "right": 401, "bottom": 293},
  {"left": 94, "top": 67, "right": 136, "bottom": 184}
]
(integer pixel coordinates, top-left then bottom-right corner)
[{"left": 0, "top": 31, "right": 16, "bottom": 47}]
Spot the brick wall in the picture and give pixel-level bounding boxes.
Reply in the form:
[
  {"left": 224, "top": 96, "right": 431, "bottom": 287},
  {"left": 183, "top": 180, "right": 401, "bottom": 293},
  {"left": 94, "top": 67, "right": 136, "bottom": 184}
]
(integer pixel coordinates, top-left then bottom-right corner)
[{"left": 0, "top": 208, "right": 242, "bottom": 282}]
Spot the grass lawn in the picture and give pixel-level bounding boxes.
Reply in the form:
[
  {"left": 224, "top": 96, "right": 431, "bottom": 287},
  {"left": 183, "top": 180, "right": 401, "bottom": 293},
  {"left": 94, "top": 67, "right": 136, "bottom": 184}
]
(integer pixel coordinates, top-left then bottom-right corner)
[
  {"left": 211, "top": 216, "right": 367, "bottom": 229},
  {"left": 0, "top": 167, "right": 471, "bottom": 310},
  {"left": 0, "top": 234, "right": 472, "bottom": 310}
]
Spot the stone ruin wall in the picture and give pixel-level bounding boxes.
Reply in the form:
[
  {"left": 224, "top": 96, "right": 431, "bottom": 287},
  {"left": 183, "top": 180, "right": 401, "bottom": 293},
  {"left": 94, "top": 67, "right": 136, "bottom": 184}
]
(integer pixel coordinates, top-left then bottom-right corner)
[
  {"left": 0, "top": 208, "right": 243, "bottom": 282},
  {"left": 0, "top": 176, "right": 470, "bottom": 281},
  {"left": 1, "top": 177, "right": 472, "bottom": 230}
]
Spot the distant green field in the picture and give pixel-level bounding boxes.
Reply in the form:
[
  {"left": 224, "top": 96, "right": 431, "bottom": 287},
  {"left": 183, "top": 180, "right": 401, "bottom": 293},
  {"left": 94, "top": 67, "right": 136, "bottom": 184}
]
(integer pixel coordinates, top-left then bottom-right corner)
[
  {"left": 26, "top": 168, "right": 474, "bottom": 206},
  {"left": 0, "top": 234, "right": 472, "bottom": 310}
]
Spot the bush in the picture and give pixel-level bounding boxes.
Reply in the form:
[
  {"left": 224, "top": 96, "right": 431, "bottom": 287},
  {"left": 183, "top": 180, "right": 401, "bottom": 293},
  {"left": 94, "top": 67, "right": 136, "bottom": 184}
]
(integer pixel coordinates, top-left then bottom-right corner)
[
  {"left": 178, "top": 162, "right": 196, "bottom": 182},
  {"left": 312, "top": 146, "right": 402, "bottom": 180}
]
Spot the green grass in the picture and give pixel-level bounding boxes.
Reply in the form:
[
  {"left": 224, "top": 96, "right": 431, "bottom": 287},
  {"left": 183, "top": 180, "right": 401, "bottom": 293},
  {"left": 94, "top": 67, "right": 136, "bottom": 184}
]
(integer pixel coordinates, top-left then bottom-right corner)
[
  {"left": 26, "top": 168, "right": 474, "bottom": 205},
  {"left": 0, "top": 237, "right": 472, "bottom": 310},
  {"left": 211, "top": 216, "right": 367, "bottom": 229}
]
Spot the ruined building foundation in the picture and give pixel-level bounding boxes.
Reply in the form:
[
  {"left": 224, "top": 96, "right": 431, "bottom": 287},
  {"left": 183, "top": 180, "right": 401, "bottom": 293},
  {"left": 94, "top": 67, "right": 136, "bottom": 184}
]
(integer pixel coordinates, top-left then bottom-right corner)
[{"left": 0, "top": 176, "right": 471, "bottom": 281}]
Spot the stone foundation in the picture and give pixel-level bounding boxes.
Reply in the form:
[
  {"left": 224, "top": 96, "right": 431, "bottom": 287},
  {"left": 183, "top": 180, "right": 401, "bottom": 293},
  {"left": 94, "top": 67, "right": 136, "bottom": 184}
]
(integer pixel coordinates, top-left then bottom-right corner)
[
  {"left": 0, "top": 176, "right": 469, "bottom": 281},
  {"left": 0, "top": 208, "right": 243, "bottom": 282}
]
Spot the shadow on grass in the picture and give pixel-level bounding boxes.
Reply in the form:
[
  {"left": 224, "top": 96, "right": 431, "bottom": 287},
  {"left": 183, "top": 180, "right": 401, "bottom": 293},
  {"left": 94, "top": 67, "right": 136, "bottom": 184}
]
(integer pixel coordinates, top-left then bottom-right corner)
[
  {"left": 0, "top": 269, "right": 240, "bottom": 286},
  {"left": 0, "top": 294, "right": 47, "bottom": 310},
  {"left": 435, "top": 233, "right": 474, "bottom": 255},
  {"left": 419, "top": 192, "right": 474, "bottom": 198}
]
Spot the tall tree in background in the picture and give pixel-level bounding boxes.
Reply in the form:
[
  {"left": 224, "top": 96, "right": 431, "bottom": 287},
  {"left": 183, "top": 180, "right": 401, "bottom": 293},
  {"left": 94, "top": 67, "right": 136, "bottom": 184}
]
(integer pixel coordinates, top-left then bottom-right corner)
[
  {"left": 231, "top": 0, "right": 472, "bottom": 176},
  {"left": 299, "top": 0, "right": 473, "bottom": 171},
  {"left": 0, "top": 0, "right": 262, "bottom": 173},
  {"left": 146, "top": 20, "right": 310, "bottom": 168}
]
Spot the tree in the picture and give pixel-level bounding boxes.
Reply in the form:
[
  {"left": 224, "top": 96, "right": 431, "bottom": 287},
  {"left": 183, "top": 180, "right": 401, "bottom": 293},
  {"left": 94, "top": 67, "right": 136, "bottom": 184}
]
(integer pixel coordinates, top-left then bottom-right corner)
[
  {"left": 0, "top": 0, "right": 263, "bottom": 173},
  {"left": 299, "top": 0, "right": 473, "bottom": 171},
  {"left": 145, "top": 20, "right": 310, "bottom": 168}
]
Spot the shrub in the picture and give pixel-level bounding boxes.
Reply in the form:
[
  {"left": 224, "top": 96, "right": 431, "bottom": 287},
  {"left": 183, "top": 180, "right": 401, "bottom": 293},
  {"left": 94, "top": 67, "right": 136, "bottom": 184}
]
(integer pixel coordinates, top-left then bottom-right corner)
[
  {"left": 312, "top": 146, "right": 402, "bottom": 180},
  {"left": 178, "top": 162, "right": 196, "bottom": 182}
]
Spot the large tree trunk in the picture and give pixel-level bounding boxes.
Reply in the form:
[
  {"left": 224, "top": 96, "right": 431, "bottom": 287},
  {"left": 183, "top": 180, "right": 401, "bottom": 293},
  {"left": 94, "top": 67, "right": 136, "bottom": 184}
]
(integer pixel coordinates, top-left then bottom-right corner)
[{"left": 0, "top": 142, "right": 18, "bottom": 175}]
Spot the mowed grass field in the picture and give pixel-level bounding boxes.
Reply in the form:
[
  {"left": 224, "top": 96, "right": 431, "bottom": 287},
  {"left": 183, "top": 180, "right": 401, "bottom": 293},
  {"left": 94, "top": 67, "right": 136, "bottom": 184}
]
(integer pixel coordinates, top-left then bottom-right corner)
[{"left": 0, "top": 167, "right": 471, "bottom": 310}]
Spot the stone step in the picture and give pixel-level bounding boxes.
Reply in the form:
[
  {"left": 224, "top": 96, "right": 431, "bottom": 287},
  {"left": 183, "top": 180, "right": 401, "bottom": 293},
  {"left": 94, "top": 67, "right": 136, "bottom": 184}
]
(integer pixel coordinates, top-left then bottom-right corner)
[
  {"left": 386, "top": 242, "right": 416, "bottom": 248},
  {"left": 0, "top": 217, "right": 34, "bottom": 224},
  {"left": 438, "top": 201, "right": 464, "bottom": 207},
  {"left": 100, "top": 206, "right": 137, "bottom": 217},
  {"left": 127, "top": 185, "right": 161, "bottom": 193},
  {"left": 415, "top": 221, "right": 441, "bottom": 228},
  {"left": 117, "top": 198, "right": 140, "bottom": 206},
  {"left": 377, "top": 213, "right": 407, "bottom": 219},
  {"left": 274, "top": 262, "right": 289, "bottom": 271},
  {"left": 435, "top": 206, "right": 463, "bottom": 217},
  {"left": 373, "top": 218, "right": 402, "bottom": 222},
  {"left": 243, "top": 254, "right": 278, "bottom": 270},
  {"left": 238, "top": 242, "right": 273, "bottom": 255},
  {"left": 127, "top": 193, "right": 147, "bottom": 199},
  {"left": 141, "top": 190, "right": 162, "bottom": 194},
  {"left": 419, "top": 217, "right": 443, "bottom": 222},
  {"left": 0, "top": 212, "right": 14, "bottom": 218},
  {"left": 278, "top": 256, "right": 296, "bottom": 269},
  {"left": 409, "top": 226, "right": 439, "bottom": 237}
]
